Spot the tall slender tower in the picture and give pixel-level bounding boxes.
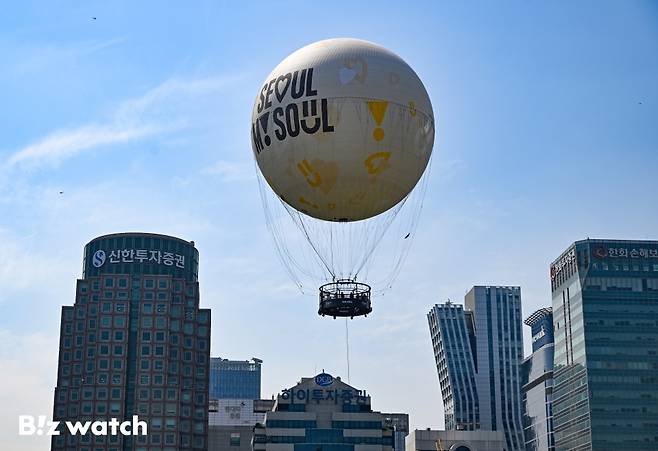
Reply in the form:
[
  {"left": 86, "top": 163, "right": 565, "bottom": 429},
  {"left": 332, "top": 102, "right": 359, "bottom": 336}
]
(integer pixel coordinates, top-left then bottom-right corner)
[
  {"left": 521, "top": 307, "right": 555, "bottom": 451},
  {"left": 465, "top": 286, "right": 524, "bottom": 451},
  {"left": 51, "top": 233, "right": 211, "bottom": 450},
  {"left": 428, "top": 303, "right": 479, "bottom": 430},
  {"left": 428, "top": 286, "right": 524, "bottom": 451}
]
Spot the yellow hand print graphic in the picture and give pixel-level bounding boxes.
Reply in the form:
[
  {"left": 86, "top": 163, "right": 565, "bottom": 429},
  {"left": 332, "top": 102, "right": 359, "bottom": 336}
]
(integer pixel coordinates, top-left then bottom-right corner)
[
  {"left": 297, "top": 159, "right": 322, "bottom": 187},
  {"left": 364, "top": 152, "right": 391, "bottom": 174}
]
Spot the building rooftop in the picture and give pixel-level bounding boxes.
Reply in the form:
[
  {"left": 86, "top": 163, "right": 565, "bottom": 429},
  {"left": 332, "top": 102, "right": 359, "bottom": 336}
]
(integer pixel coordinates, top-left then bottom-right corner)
[
  {"left": 87, "top": 232, "right": 196, "bottom": 247},
  {"left": 524, "top": 307, "right": 552, "bottom": 326}
]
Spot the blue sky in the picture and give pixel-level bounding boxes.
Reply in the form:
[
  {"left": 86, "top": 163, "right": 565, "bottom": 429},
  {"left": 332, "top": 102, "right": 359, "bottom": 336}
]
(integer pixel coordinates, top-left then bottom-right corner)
[{"left": 1, "top": 1, "right": 657, "bottom": 449}]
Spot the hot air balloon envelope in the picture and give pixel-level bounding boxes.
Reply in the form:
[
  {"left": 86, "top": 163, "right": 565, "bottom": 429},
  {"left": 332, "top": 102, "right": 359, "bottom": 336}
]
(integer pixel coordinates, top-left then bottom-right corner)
[{"left": 251, "top": 38, "right": 434, "bottom": 222}]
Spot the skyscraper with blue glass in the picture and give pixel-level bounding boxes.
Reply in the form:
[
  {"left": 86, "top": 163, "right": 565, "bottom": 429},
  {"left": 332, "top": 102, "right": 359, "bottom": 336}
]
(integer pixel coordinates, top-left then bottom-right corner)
[
  {"left": 428, "top": 303, "right": 479, "bottom": 430},
  {"left": 51, "top": 233, "right": 211, "bottom": 451},
  {"left": 428, "top": 286, "right": 525, "bottom": 451},
  {"left": 551, "top": 239, "right": 658, "bottom": 450},
  {"left": 209, "top": 358, "right": 261, "bottom": 400}
]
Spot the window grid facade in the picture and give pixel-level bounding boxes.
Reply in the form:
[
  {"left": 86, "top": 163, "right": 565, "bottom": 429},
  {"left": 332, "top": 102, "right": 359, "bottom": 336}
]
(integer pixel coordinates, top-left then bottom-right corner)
[
  {"left": 521, "top": 308, "right": 555, "bottom": 451},
  {"left": 428, "top": 287, "right": 524, "bottom": 451},
  {"left": 51, "top": 233, "right": 210, "bottom": 451},
  {"left": 253, "top": 376, "right": 394, "bottom": 451},
  {"left": 428, "top": 303, "right": 479, "bottom": 430},
  {"left": 209, "top": 358, "right": 261, "bottom": 400},
  {"left": 551, "top": 239, "right": 658, "bottom": 451}
]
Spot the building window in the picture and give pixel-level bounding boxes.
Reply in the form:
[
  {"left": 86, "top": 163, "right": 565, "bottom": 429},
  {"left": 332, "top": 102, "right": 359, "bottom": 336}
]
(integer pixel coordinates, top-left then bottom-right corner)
[{"left": 230, "top": 433, "right": 240, "bottom": 446}]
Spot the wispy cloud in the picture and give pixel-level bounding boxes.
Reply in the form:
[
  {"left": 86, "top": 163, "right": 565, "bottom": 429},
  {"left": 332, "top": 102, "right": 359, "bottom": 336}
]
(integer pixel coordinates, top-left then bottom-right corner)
[
  {"left": 5, "top": 74, "right": 239, "bottom": 169},
  {"left": 4, "top": 37, "right": 127, "bottom": 77},
  {"left": 201, "top": 160, "right": 255, "bottom": 182},
  {"left": 115, "top": 77, "right": 237, "bottom": 122},
  {"left": 6, "top": 123, "right": 160, "bottom": 168}
]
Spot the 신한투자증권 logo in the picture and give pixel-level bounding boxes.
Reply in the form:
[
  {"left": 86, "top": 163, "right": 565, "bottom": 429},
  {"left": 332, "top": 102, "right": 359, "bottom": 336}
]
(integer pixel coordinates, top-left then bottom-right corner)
[{"left": 92, "top": 250, "right": 106, "bottom": 268}]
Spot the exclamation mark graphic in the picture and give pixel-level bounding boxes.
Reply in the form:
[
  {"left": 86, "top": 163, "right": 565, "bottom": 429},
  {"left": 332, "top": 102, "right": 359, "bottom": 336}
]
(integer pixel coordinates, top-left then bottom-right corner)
[
  {"left": 366, "top": 101, "right": 389, "bottom": 141},
  {"left": 37, "top": 416, "right": 45, "bottom": 436}
]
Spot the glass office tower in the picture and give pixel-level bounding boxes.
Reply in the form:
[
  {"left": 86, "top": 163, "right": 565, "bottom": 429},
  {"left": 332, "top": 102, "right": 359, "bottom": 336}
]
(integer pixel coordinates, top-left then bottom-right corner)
[
  {"left": 551, "top": 239, "right": 658, "bottom": 450},
  {"left": 521, "top": 307, "right": 555, "bottom": 451},
  {"left": 465, "top": 286, "right": 525, "bottom": 451},
  {"left": 428, "top": 286, "right": 524, "bottom": 451},
  {"left": 51, "top": 233, "right": 211, "bottom": 451},
  {"left": 209, "top": 358, "right": 261, "bottom": 400},
  {"left": 428, "top": 303, "right": 479, "bottom": 430}
]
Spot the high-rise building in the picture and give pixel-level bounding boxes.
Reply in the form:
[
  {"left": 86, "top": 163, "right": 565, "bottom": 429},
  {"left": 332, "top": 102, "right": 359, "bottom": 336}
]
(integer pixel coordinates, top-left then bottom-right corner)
[
  {"left": 550, "top": 239, "right": 658, "bottom": 450},
  {"left": 521, "top": 307, "right": 555, "bottom": 451},
  {"left": 428, "top": 303, "right": 479, "bottom": 430},
  {"left": 207, "top": 398, "right": 275, "bottom": 451},
  {"left": 210, "top": 357, "right": 261, "bottom": 400},
  {"left": 207, "top": 357, "right": 270, "bottom": 451},
  {"left": 428, "top": 286, "right": 525, "bottom": 451},
  {"left": 51, "top": 233, "right": 211, "bottom": 451},
  {"left": 465, "top": 285, "right": 524, "bottom": 449},
  {"left": 253, "top": 372, "right": 396, "bottom": 451}
]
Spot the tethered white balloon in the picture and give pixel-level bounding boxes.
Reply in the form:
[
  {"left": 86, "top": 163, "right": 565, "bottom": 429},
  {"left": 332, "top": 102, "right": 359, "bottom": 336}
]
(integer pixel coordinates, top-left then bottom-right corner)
[{"left": 251, "top": 38, "right": 435, "bottom": 318}]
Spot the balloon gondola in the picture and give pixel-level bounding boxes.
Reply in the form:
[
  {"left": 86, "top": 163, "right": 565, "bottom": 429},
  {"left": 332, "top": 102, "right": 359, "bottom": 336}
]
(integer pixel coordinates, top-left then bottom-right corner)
[
  {"left": 319, "top": 279, "right": 372, "bottom": 319},
  {"left": 251, "top": 38, "right": 435, "bottom": 318}
]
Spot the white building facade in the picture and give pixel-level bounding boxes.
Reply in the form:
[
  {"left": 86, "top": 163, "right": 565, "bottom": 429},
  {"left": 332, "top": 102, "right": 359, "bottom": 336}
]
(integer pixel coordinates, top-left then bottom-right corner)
[{"left": 407, "top": 429, "right": 505, "bottom": 451}]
